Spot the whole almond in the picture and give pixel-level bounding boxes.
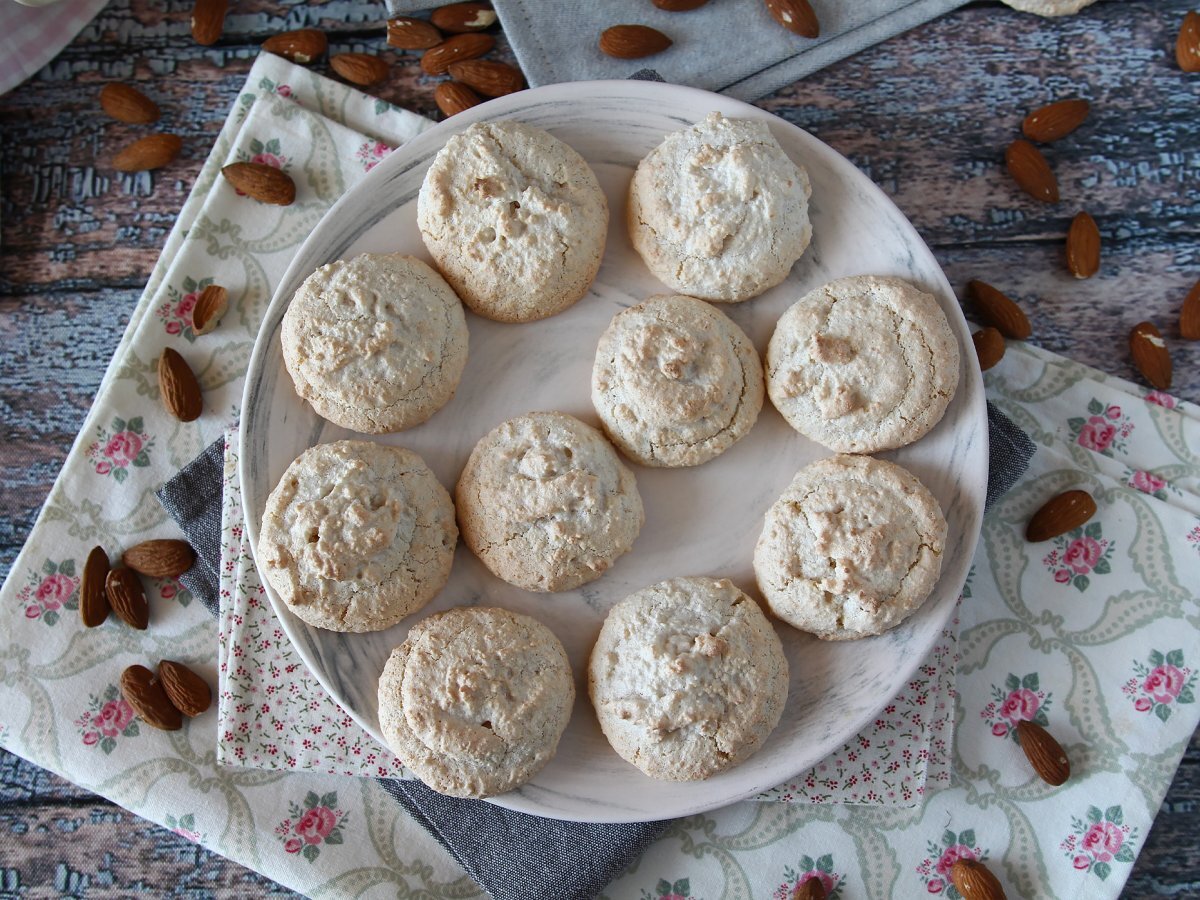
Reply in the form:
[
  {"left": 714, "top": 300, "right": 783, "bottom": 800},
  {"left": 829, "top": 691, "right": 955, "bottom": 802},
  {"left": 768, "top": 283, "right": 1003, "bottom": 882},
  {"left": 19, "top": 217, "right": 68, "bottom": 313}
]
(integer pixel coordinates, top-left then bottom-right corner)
[
  {"left": 1180, "top": 279, "right": 1200, "bottom": 340},
  {"left": 599, "top": 24, "right": 673, "bottom": 59},
  {"left": 387, "top": 16, "right": 444, "bottom": 50},
  {"left": 222, "top": 162, "right": 296, "bottom": 206},
  {"left": 99, "top": 83, "right": 160, "bottom": 124},
  {"left": 432, "top": 3, "right": 498, "bottom": 33},
  {"left": 972, "top": 327, "right": 1005, "bottom": 372},
  {"left": 421, "top": 33, "right": 495, "bottom": 75},
  {"left": 112, "top": 134, "right": 183, "bottom": 172},
  {"left": 967, "top": 280, "right": 1032, "bottom": 339},
  {"left": 123, "top": 539, "right": 196, "bottom": 579},
  {"left": 106, "top": 567, "right": 149, "bottom": 630},
  {"left": 121, "top": 665, "right": 182, "bottom": 731},
  {"left": 1022, "top": 98, "right": 1089, "bottom": 143},
  {"left": 764, "top": 0, "right": 820, "bottom": 38},
  {"left": 191, "top": 0, "right": 227, "bottom": 46},
  {"left": 158, "top": 660, "right": 212, "bottom": 717},
  {"left": 192, "top": 284, "right": 229, "bottom": 335},
  {"left": 654, "top": 0, "right": 709, "bottom": 9},
  {"left": 262, "top": 29, "right": 327, "bottom": 65},
  {"left": 1065, "top": 211, "right": 1101, "bottom": 279},
  {"left": 1026, "top": 489, "right": 1097, "bottom": 542},
  {"left": 447, "top": 60, "right": 524, "bottom": 97},
  {"left": 792, "top": 878, "right": 827, "bottom": 900},
  {"left": 435, "top": 81, "right": 483, "bottom": 117},
  {"left": 158, "top": 347, "right": 203, "bottom": 422},
  {"left": 1178, "top": 11, "right": 1200, "bottom": 72},
  {"left": 949, "top": 859, "right": 1007, "bottom": 900},
  {"left": 80, "top": 545, "right": 111, "bottom": 628},
  {"left": 1130, "top": 321, "right": 1172, "bottom": 390},
  {"left": 1005, "top": 139, "right": 1058, "bottom": 203},
  {"left": 1016, "top": 720, "right": 1070, "bottom": 786},
  {"left": 330, "top": 52, "right": 390, "bottom": 87}
]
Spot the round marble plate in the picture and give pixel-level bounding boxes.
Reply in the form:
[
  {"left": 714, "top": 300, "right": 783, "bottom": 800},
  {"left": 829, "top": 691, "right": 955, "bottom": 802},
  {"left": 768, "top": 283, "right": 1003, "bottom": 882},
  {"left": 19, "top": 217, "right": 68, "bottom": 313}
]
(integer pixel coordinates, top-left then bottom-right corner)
[{"left": 240, "top": 80, "right": 987, "bottom": 823}]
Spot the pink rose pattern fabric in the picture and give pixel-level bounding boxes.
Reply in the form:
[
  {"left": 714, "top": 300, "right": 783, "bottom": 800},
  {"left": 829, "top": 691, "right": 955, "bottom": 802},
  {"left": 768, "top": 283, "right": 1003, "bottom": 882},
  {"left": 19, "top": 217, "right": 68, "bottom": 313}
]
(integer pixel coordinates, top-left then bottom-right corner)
[
  {"left": 74, "top": 684, "right": 139, "bottom": 754},
  {"left": 85, "top": 416, "right": 152, "bottom": 483},
  {"left": 916, "top": 829, "right": 987, "bottom": 897},
  {"left": 981, "top": 672, "right": 1052, "bottom": 741},
  {"left": 16, "top": 558, "right": 79, "bottom": 625},
  {"left": 1122, "top": 649, "right": 1196, "bottom": 722},
  {"left": 1060, "top": 806, "right": 1137, "bottom": 881},
  {"left": 354, "top": 139, "right": 391, "bottom": 171},
  {"left": 157, "top": 275, "right": 216, "bottom": 342},
  {"left": 1069, "top": 399, "right": 1134, "bottom": 457},
  {"left": 275, "top": 790, "right": 346, "bottom": 863},
  {"left": 642, "top": 877, "right": 697, "bottom": 900},
  {"left": 771, "top": 855, "right": 844, "bottom": 899},
  {"left": 1041, "top": 521, "right": 1114, "bottom": 592}
]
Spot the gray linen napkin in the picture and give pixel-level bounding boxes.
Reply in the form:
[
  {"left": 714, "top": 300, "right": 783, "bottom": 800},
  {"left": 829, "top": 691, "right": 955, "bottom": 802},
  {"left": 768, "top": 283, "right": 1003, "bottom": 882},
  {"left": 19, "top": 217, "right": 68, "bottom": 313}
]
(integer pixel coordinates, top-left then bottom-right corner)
[
  {"left": 384, "top": 0, "right": 971, "bottom": 101},
  {"left": 156, "top": 404, "right": 1031, "bottom": 900}
]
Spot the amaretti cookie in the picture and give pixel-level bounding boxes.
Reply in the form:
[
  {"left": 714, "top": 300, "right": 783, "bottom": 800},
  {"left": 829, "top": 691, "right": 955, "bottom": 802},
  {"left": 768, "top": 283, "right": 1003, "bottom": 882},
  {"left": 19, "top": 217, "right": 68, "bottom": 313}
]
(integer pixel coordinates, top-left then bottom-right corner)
[
  {"left": 589, "top": 576, "right": 788, "bottom": 781},
  {"left": 257, "top": 440, "right": 457, "bottom": 632},
  {"left": 765, "top": 275, "right": 959, "bottom": 453},
  {"left": 378, "top": 607, "right": 574, "bottom": 798},
  {"left": 592, "top": 295, "right": 764, "bottom": 467},
  {"left": 1000, "top": 0, "right": 1097, "bottom": 15},
  {"left": 754, "top": 454, "right": 947, "bottom": 641},
  {"left": 456, "top": 411, "right": 644, "bottom": 592},
  {"left": 281, "top": 253, "right": 468, "bottom": 434},
  {"left": 417, "top": 120, "right": 608, "bottom": 323},
  {"left": 628, "top": 111, "right": 812, "bottom": 303}
]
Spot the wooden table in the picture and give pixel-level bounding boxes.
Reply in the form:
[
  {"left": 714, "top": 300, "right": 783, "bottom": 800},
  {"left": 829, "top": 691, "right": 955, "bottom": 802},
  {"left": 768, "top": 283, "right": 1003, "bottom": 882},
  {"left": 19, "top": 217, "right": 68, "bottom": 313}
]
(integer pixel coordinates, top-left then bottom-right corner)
[{"left": 1, "top": 0, "right": 1196, "bottom": 894}]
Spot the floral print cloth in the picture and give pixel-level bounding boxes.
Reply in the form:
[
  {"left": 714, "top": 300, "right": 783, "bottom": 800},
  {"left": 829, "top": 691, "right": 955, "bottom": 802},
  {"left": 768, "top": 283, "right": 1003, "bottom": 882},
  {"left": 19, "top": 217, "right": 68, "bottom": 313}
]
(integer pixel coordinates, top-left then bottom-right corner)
[{"left": 1, "top": 53, "right": 1198, "bottom": 899}]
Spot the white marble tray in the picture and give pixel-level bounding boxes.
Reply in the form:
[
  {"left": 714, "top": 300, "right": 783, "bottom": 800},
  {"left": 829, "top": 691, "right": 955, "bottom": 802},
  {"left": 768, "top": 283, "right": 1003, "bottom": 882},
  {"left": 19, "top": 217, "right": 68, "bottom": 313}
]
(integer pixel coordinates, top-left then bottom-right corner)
[{"left": 240, "top": 80, "right": 987, "bottom": 822}]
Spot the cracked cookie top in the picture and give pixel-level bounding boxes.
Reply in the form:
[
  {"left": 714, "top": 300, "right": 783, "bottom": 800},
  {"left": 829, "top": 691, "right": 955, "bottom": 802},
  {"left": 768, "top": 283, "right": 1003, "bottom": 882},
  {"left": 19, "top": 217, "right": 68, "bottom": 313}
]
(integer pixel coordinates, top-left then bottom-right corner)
[
  {"left": 591, "top": 295, "right": 764, "bottom": 468},
  {"left": 765, "top": 275, "right": 960, "bottom": 453},
  {"left": 627, "top": 111, "right": 812, "bottom": 303},
  {"left": 281, "top": 253, "right": 468, "bottom": 434},
  {"left": 455, "top": 411, "right": 644, "bottom": 592},
  {"left": 416, "top": 120, "right": 608, "bottom": 323},
  {"left": 588, "top": 576, "right": 788, "bottom": 781},
  {"left": 257, "top": 440, "right": 457, "bottom": 633},
  {"left": 378, "top": 606, "right": 574, "bottom": 798},
  {"left": 753, "top": 454, "right": 947, "bottom": 640}
]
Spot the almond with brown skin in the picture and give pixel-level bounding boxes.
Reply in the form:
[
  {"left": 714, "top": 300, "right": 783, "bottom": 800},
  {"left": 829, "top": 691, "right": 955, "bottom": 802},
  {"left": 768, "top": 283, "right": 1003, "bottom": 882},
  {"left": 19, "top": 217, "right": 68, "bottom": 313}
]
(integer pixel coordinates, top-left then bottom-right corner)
[
  {"left": 421, "top": 33, "right": 495, "bottom": 75},
  {"left": 1026, "top": 489, "right": 1097, "bottom": 542},
  {"left": 764, "top": 0, "right": 820, "bottom": 38},
  {"left": 80, "top": 545, "right": 110, "bottom": 628},
  {"left": 123, "top": 539, "right": 196, "bottom": 579},
  {"left": 158, "top": 660, "right": 212, "bottom": 717},
  {"left": 447, "top": 60, "right": 524, "bottom": 97},
  {"left": 99, "top": 83, "right": 160, "bottom": 124},
  {"left": 967, "top": 280, "right": 1032, "bottom": 339},
  {"left": 1130, "top": 321, "right": 1172, "bottom": 390},
  {"left": 1065, "top": 211, "right": 1101, "bottom": 279},
  {"left": 792, "top": 879, "right": 827, "bottom": 900},
  {"left": 1005, "top": 139, "right": 1058, "bottom": 203},
  {"left": 121, "top": 665, "right": 182, "bottom": 731},
  {"left": 1022, "top": 98, "right": 1089, "bottom": 143},
  {"left": 221, "top": 162, "right": 296, "bottom": 206},
  {"left": 599, "top": 24, "right": 673, "bottom": 59},
  {"left": 387, "top": 16, "right": 444, "bottom": 50},
  {"left": 432, "top": 3, "right": 498, "bottom": 33},
  {"left": 1178, "top": 11, "right": 1200, "bottom": 72},
  {"left": 435, "top": 81, "right": 483, "bottom": 117},
  {"left": 191, "top": 0, "right": 227, "bottom": 46},
  {"left": 1016, "top": 720, "right": 1070, "bottom": 786},
  {"left": 112, "top": 134, "right": 183, "bottom": 172},
  {"left": 949, "top": 859, "right": 1007, "bottom": 900},
  {"left": 158, "top": 347, "right": 203, "bottom": 422},
  {"left": 330, "top": 52, "right": 390, "bottom": 87},
  {"left": 972, "top": 327, "right": 1005, "bottom": 372},
  {"left": 654, "top": 0, "right": 709, "bottom": 9},
  {"left": 192, "top": 284, "right": 229, "bottom": 335},
  {"left": 262, "top": 29, "right": 327, "bottom": 64},
  {"left": 1180, "top": 279, "right": 1200, "bottom": 340},
  {"left": 106, "top": 567, "right": 149, "bottom": 630}
]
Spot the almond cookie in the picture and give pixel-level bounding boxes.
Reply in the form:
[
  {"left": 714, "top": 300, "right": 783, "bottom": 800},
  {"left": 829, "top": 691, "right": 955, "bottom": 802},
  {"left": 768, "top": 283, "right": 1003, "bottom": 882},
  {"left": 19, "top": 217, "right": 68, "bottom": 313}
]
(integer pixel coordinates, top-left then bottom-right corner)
[
  {"left": 456, "top": 411, "right": 644, "bottom": 592},
  {"left": 417, "top": 120, "right": 608, "bottom": 323},
  {"left": 378, "top": 606, "right": 574, "bottom": 798},
  {"left": 281, "top": 253, "right": 468, "bottom": 434},
  {"left": 754, "top": 454, "right": 947, "bottom": 641},
  {"left": 257, "top": 440, "right": 457, "bottom": 632},
  {"left": 765, "top": 275, "right": 959, "bottom": 453},
  {"left": 592, "top": 295, "right": 764, "bottom": 467},
  {"left": 589, "top": 576, "right": 788, "bottom": 781},
  {"left": 1000, "top": 0, "right": 1097, "bottom": 15},
  {"left": 628, "top": 111, "right": 812, "bottom": 303}
]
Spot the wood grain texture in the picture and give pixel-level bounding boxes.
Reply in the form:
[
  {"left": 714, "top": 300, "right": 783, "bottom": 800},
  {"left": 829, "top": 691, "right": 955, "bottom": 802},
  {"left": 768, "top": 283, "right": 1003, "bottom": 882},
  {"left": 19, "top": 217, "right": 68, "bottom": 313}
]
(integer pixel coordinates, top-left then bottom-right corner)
[{"left": 0, "top": 0, "right": 1196, "bottom": 894}]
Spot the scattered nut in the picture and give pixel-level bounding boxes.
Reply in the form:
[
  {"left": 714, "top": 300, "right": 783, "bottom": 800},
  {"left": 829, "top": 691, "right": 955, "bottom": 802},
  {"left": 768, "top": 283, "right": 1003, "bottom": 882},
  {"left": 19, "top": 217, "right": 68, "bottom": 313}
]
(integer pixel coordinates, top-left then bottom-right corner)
[{"left": 1026, "top": 489, "right": 1097, "bottom": 542}]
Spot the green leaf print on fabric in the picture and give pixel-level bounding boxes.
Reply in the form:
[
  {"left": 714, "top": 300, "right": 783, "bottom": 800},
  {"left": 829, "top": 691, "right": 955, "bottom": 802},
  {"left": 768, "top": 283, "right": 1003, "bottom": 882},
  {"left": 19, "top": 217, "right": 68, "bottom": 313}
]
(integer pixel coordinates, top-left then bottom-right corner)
[
  {"left": 277, "top": 790, "right": 348, "bottom": 862},
  {"left": 86, "top": 416, "right": 155, "bottom": 483},
  {"left": 1041, "top": 520, "right": 1115, "bottom": 592},
  {"left": 1123, "top": 648, "right": 1198, "bottom": 722},
  {"left": 16, "top": 558, "right": 79, "bottom": 624},
  {"left": 74, "top": 685, "right": 139, "bottom": 754},
  {"left": 1062, "top": 805, "right": 1138, "bottom": 880}
]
